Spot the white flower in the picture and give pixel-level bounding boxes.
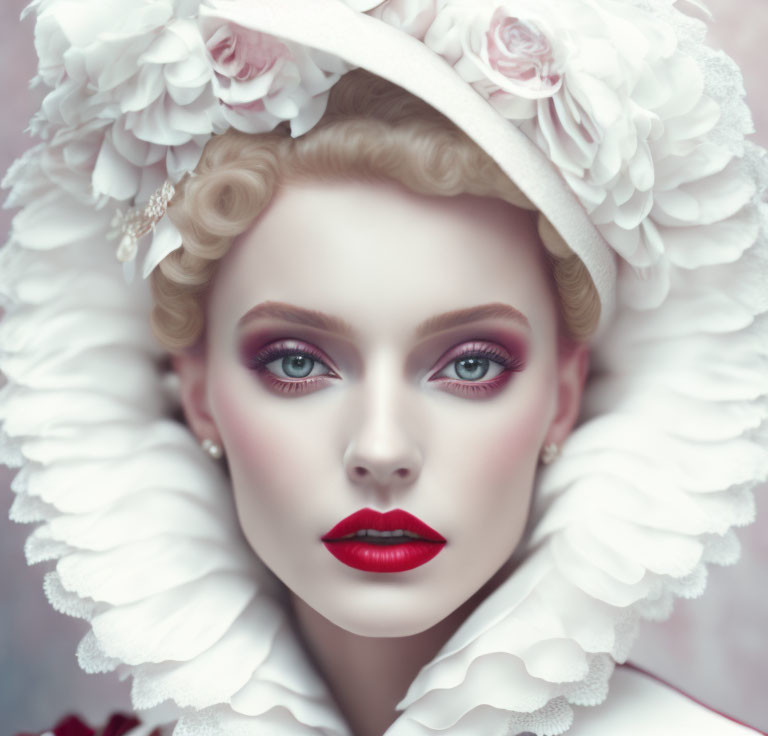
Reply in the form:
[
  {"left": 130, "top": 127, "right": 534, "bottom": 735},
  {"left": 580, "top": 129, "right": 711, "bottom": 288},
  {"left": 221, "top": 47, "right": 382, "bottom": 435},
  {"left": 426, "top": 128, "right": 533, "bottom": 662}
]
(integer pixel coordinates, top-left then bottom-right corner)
[
  {"left": 368, "top": 0, "right": 438, "bottom": 39},
  {"left": 29, "top": 1, "right": 221, "bottom": 202},
  {"left": 5, "top": 125, "right": 102, "bottom": 210},
  {"left": 425, "top": 1, "right": 568, "bottom": 119},
  {"left": 339, "top": 0, "right": 387, "bottom": 10},
  {"left": 202, "top": 20, "right": 351, "bottom": 137},
  {"left": 339, "top": 0, "right": 437, "bottom": 39},
  {"left": 484, "top": 11, "right": 562, "bottom": 94},
  {"left": 424, "top": 0, "right": 742, "bottom": 307}
]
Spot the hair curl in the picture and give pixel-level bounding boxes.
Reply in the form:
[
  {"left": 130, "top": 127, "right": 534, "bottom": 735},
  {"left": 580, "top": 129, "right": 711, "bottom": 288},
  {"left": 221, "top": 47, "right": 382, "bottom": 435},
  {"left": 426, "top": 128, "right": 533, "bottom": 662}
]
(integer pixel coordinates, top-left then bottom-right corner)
[{"left": 151, "top": 71, "right": 600, "bottom": 350}]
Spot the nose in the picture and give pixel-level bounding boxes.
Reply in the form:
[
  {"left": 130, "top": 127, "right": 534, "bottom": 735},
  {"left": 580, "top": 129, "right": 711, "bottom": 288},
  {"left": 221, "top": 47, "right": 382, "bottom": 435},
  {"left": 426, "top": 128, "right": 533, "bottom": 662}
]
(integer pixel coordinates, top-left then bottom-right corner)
[{"left": 343, "top": 369, "right": 422, "bottom": 489}]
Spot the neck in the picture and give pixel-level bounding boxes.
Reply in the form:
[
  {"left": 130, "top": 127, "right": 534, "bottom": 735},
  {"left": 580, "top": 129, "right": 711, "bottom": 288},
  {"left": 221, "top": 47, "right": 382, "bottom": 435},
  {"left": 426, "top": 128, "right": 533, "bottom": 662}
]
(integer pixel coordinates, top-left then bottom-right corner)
[{"left": 287, "top": 559, "right": 517, "bottom": 736}]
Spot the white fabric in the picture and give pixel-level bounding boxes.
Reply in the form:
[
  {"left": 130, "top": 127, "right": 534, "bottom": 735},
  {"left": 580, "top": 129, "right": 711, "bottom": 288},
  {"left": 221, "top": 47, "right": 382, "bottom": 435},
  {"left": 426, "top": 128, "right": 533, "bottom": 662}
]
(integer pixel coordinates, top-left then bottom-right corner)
[
  {"left": 567, "top": 665, "right": 763, "bottom": 735},
  {"left": 1, "top": 1, "right": 767, "bottom": 735}
]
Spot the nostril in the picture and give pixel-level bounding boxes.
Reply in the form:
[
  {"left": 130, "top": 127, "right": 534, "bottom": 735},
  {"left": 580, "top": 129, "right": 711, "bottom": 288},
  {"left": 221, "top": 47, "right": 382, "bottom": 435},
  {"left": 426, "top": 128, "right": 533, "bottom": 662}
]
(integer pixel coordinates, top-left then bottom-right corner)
[{"left": 350, "top": 465, "right": 412, "bottom": 481}]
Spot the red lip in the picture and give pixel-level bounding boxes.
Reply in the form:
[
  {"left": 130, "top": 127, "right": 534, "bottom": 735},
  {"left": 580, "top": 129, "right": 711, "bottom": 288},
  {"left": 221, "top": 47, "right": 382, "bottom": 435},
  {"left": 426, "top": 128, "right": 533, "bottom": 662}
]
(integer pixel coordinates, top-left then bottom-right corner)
[
  {"left": 321, "top": 508, "right": 446, "bottom": 573},
  {"left": 322, "top": 508, "right": 446, "bottom": 542}
]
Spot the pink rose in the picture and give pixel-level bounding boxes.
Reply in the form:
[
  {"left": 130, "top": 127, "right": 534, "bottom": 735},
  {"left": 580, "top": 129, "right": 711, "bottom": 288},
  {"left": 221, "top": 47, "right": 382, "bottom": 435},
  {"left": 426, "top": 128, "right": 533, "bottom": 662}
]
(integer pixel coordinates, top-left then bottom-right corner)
[
  {"left": 200, "top": 16, "right": 349, "bottom": 137},
  {"left": 486, "top": 10, "right": 561, "bottom": 94},
  {"left": 206, "top": 24, "right": 289, "bottom": 82},
  {"left": 426, "top": 2, "right": 567, "bottom": 119}
]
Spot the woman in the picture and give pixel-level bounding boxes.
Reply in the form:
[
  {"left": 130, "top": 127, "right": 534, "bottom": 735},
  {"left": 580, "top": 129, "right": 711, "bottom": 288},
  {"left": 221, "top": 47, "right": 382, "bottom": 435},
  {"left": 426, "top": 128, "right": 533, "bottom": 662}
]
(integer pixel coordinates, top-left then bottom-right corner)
[{"left": 3, "top": 1, "right": 766, "bottom": 734}]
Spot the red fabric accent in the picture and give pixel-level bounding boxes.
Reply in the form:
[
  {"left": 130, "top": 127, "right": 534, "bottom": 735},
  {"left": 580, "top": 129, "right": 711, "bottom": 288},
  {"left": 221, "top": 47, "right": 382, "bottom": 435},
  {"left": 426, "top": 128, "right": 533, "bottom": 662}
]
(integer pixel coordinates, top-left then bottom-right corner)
[
  {"left": 15, "top": 714, "right": 96, "bottom": 736},
  {"left": 622, "top": 662, "right": 768, "bottom": 735},
  {"left": 101, "top": 715, "right": 142, "bottom": 736},
  {"left": 15, "top": 712, "right": 158, "bottom": 736}
]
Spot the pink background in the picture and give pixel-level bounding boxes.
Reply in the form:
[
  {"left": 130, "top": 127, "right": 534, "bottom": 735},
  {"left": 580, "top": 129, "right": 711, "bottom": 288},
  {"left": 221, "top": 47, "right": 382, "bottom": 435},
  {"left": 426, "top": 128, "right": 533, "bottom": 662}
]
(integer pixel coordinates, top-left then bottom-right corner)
[{"left": 1, "top": 1, "right": 767, "bottom": 733}]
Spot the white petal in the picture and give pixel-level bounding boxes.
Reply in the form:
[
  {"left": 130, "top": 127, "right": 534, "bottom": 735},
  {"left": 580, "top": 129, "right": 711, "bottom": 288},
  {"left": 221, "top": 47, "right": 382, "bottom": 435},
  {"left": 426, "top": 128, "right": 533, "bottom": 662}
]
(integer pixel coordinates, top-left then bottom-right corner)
[
  {"left": 663, "top": 94, "right": 720, "bottom": 142},
  {"left": 141, "top": 216, "right": 184, "bottom": 278},
  {"left": 139, "top": 25, "right": 190, "bottom": 65},
  {"left": 663, "top": 206, "right": 759, "bottom": 269},
  {"left": 58, "top": 536, "right": 243, "bottom": 605},
  {"left": 93, "top": 134, "right": 141, "bottom": 200},
  {"left": 131, "top": 599, "right": 283, "bottom": 709},
  {"left": 92, "top": 571, "right": 257, "bottom": 663},
  {"left": 654, "top": 143, "right": 732, "bottom": 191},
  {"left": 12, "top": 189, "right": 113, "bottom": 249},
  {"left": 118, "top": 65, "right": 166, "bottom": 113},
  {"left": 111, "top": 120, "right": 165, "bottom": 167}
]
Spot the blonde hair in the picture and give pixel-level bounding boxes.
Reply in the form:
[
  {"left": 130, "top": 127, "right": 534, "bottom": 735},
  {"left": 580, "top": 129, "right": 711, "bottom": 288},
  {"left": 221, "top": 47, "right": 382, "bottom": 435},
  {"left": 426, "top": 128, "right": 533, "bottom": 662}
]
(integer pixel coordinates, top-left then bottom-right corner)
[{"left": 151, "top": 71, "right": 600, "bottom": 350}]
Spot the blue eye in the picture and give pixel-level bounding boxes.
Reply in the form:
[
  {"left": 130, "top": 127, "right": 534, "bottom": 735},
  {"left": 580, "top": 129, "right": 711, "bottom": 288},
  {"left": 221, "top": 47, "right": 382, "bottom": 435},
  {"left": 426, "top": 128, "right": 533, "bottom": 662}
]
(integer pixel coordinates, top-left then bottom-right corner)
[
  {"left": 439, "top": 355, "right": 505, "bottom": 382},
  {"left": 264, "top": 352, "right": 332, "bottom": 380},
  {"left": 280, "top": 354, "right": 315, "bottom": 378},
  {"left": 455, "top": 356, "right": 488, "bottom": 380}
]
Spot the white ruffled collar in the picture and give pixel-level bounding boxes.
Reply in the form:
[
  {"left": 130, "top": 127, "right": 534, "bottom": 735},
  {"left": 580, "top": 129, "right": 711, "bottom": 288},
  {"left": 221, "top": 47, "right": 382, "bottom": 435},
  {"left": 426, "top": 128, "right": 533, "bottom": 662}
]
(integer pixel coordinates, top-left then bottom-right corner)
[
  {"left": 4, "top": 228, "right": 766, "bottom": 735},
  {"left": 2, "top": 0, "right": 767, "bottom": 734}
]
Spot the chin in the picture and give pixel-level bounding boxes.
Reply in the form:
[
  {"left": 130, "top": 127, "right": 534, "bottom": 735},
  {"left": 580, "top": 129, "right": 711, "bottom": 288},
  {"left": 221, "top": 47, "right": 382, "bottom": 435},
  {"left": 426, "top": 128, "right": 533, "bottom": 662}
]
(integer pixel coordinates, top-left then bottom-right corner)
[
  {"left": 304, "top": 583, "right": 463, "bottom": 638},
  {"left": 323, "top": 605, "right": 447, "bottom": 638}
]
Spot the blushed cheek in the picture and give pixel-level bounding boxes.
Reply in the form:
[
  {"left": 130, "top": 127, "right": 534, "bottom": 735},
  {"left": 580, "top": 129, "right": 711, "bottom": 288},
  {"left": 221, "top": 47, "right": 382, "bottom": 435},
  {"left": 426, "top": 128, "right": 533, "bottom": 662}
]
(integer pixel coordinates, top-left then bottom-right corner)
[
  {"left": 215, "top": 383, "right": 264, "bottom": 465},
  {"left": 483, "top": 391, "right": 551, "bottom": 502},
  {"left": 209, "top": 378, "right": 292, "bottom": 513}
]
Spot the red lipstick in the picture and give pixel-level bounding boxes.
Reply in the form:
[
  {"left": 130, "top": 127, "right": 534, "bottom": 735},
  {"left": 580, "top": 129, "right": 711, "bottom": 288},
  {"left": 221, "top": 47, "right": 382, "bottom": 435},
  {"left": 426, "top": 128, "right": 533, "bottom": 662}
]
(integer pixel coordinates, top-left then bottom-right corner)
[{"left": 321, "top": 508, "right": 446, "bottom": 573}]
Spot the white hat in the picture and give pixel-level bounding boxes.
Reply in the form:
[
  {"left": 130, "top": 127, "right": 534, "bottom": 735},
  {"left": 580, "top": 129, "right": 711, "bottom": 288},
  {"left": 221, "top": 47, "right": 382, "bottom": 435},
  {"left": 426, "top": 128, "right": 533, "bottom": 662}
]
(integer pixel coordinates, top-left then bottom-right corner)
[{"left": 2, "top": 0, "right": 766, "bottom": 734}]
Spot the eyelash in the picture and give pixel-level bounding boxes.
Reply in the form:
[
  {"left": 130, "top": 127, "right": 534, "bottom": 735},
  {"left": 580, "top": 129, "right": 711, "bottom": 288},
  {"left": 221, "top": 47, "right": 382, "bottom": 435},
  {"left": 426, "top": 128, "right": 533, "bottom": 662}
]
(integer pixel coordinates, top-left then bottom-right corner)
[
  {"left": 247, "top": 340, "right": 337, "bottom": 396},
  {"left": 430, "top": 342, "right": 524, "bottom": 398},
  {"left": 246, "top": 340, "right": 524, "bottom": 397}
]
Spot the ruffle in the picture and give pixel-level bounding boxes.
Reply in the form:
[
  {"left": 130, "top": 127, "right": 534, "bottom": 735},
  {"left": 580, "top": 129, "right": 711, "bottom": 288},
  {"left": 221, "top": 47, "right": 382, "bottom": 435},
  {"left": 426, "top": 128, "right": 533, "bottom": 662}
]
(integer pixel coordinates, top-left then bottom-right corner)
[{"left": 2, "top": 1, "right": 767, "bottom": 735}]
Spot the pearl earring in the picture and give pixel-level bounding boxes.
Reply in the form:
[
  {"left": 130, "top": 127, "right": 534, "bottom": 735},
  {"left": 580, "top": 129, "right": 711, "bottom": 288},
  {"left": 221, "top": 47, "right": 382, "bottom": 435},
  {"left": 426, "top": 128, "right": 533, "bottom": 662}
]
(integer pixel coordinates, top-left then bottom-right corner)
[
  {"left": 201, "top": 438, "right": 223, "bottom": 460},
  {"left": 541, "top": 442, "right": 559, "bottom": 465}
]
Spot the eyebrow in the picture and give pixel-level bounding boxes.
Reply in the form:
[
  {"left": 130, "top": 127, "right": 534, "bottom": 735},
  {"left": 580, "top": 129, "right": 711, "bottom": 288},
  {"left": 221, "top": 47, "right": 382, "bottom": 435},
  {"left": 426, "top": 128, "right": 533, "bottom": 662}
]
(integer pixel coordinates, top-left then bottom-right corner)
[
  {"left": 415, "top": 302, "right": 530, "bottom": 338},
  {"left": 237, "top": 301, "right": 530, "bottom": 337},
  {"left": 237, "top": 301, "right": 355, "bottom": 336}
]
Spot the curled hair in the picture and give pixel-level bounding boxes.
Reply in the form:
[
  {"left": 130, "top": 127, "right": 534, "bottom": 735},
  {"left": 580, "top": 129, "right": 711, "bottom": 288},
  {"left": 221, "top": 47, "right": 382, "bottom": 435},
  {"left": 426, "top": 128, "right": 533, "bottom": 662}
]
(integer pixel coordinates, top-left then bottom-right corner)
[{"left": 151, "top": 71, "right": 600, "bottom": 349}]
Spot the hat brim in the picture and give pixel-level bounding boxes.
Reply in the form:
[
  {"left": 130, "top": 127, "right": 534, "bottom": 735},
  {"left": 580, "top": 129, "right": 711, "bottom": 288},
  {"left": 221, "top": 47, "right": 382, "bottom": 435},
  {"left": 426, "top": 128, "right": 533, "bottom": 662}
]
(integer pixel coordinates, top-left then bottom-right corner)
[{"left": 199, "top": 0, "right": 617, "bottom": 334}]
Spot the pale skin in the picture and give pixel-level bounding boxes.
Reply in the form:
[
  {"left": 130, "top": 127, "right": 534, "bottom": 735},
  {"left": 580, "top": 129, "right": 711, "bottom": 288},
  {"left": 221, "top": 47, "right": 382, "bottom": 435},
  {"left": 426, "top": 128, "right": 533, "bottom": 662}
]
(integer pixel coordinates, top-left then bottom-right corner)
[{"left": 174, "top": 178, "right": 589, "bottom": 736}]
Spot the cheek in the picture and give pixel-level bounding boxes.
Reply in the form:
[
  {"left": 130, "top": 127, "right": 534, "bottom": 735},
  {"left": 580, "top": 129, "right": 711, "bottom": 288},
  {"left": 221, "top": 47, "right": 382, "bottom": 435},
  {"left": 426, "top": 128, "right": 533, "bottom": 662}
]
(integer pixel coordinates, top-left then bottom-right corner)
[
  {"left": 207, "top": 365, "right": 338, "bottom": 546},
  {"left": 477, "top": 388, "right": 550, "bottom": 486},
  {"left": 436, "top": 377, "right": 554, "bottom": 538},
  {"left": 487, "top": 405, "right": 544, "bottom": 477},
  {"left": 214, "top": 384, "right": 279, "bottom": 477},
  {"left": 207, "top": 371, "right": 305, "bottom": 526}
]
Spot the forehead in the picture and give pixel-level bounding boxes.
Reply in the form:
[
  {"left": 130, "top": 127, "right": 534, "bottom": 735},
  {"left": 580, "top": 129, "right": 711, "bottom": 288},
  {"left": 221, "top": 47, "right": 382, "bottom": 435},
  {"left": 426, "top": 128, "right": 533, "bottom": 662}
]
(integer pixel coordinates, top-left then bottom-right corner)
[{"left": 208, "top": 178, "right": 557, "bottom": 335}]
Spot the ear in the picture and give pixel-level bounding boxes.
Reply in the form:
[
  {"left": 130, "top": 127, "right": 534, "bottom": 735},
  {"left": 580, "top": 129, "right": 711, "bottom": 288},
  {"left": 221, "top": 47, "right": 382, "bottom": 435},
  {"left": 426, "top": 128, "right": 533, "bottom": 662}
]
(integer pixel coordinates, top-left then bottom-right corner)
[
  {"left": 172, "top": 350, "right": 221, "bottom": 446},
  {"left": 544, "top": 340, "right": 590, "bottom": 449}
]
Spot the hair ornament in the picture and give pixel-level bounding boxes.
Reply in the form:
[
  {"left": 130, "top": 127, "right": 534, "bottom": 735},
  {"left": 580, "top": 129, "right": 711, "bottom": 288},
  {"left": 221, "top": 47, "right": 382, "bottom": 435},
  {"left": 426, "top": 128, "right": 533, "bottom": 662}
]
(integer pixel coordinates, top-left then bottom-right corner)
[
  {"left": 2, "top": 1, "right": 766, "bottom": 735},
  {"left": 108, "top": 181, "right": 176, "bottom": 264}
]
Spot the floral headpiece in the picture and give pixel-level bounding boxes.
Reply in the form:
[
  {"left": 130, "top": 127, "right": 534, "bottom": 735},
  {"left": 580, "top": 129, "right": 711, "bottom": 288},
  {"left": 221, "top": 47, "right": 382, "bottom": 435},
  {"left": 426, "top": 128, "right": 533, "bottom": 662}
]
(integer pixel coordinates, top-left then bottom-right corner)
[{"left": 2, "top": 1, "right": 766, "bottom": 735}]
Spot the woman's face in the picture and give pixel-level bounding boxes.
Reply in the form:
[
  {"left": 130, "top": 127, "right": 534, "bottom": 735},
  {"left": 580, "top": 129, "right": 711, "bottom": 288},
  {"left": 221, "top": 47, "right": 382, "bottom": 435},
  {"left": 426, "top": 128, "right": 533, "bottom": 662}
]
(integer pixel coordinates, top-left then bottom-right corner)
[{"left": 176, "top": 178, "right": 587, "bottom": 637}]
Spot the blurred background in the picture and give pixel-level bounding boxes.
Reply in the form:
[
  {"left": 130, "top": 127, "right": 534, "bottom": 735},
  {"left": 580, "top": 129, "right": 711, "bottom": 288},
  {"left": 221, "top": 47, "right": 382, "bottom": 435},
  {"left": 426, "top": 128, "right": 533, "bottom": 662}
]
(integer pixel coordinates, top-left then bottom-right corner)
[{"left": 1, "top": 0, "right": 767, "bottom": 733}]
